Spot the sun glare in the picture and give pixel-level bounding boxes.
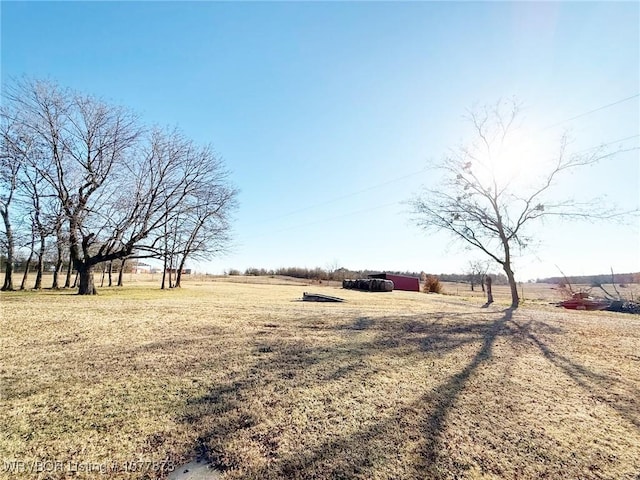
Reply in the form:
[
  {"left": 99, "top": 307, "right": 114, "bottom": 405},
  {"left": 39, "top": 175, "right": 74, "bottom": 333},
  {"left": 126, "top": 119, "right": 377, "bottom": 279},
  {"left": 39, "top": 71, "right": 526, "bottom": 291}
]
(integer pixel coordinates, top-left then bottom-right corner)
[{"left": 474, "top": 127, "right": 556, "bottom": 189}]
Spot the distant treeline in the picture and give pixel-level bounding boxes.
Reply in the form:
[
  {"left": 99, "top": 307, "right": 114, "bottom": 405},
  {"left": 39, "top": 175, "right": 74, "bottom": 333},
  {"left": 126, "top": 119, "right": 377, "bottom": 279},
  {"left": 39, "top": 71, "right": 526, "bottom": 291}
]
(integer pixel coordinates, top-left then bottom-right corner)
[
  {"left": 228, "top": 267, "right": 509, "bottom": 285},
  {"left": 536, "top": 272, "right": 640, "bottom": 285}
]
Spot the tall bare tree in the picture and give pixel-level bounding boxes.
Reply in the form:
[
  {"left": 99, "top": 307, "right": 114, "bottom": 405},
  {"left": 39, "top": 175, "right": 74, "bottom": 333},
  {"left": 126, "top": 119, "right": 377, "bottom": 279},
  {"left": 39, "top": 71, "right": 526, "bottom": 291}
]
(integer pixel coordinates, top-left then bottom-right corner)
[
  {"left": 173, "top": 165, "right": 237, "bottom": 288},
  {"left": 50, "top": 208, "right": 67, "bottom": 289},
  {"left": 2, "top": 78, "right": 237, "bottom": 294},
  {"left": 0, "top": 114, "right": 26, "bottom": 291},
  {"left": 411, "top": 99, "right": 635, "bottom": 308},
  {"left": 18, "top": 158, "right": 54, "bottom": 290},
  {"left": 20, "top": 223, "right": 36, "bottom": 290}
]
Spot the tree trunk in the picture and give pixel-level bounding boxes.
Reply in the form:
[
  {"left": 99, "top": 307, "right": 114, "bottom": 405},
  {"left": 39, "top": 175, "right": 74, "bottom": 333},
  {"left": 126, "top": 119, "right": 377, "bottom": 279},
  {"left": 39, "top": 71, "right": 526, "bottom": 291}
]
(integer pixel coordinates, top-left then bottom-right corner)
[
  {"left": 33, "top": 233, "right": 46, "bottom": 290},
  {"left": 108, "top": 261, "right": 113, "bottom": 287},
  {"left": 52, "top": 252, "right": 63, "bottom": 289},
  {"left": 161, "top": 255, "right": 168, "bottom": 290},
  {"left": 117, "top": 259, "right": 125, "bottom": 287},
  {"left": 64, "top": 252, "right": 73, "bottom": 288},
  {"left": 480, "top": 274, "right": 486, "bottom": 293},
  {"left": 20, "top": 245, "right": 35, "bottom": 291},
  {"left": 52, "top": 223, "right": 64, "bottom": 289},
  {"left": 485, "top": 275, "right": 494, "bottom": 304},
  {"left": 77, "top": 264, "right": 97, "bottom": 295},
  {"left": 175, "top": 256, "right": 187, "bottom": 288},
  {"left": 504, "top": 264, "right": 519, "bottom": 308},
  {"left": 1, "top": 210, "right": 15, "bottom": 291},
  {"left": 100, "top": 263, "right": 106, "bottom": 287}
]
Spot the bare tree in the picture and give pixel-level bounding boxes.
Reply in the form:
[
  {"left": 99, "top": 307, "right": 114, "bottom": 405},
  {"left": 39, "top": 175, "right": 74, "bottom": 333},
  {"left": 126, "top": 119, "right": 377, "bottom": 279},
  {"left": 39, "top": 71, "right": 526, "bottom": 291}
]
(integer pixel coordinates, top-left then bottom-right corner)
[
  {"left": 20, "top": 224, "right": 36, "bottom": 290},
  {"left": 63, "top": 246, "right": 73, "bottom": 288},
  {"left": 0, "top": 115, "right": 24, "bottom": 291},
  {"left": 3, "top": 78, "right": 237, "bottom": 294},
  {"left": 117, "top": 257, "right": 126, "bottom": 287},
  {"left": 467, "top": 259, "right": 489, "bottom": 292},
  {"left": 19, "top": 159, "right": 54, "bottom": 290},
  {"left": 50, "top": 210, "right": 67, "bottom": 289},
  {"left": 173, "top": 167, "right": 237, "bottom": 288},
  {"left": 411, "top": 99, "right": 636, "bottom": 308}
]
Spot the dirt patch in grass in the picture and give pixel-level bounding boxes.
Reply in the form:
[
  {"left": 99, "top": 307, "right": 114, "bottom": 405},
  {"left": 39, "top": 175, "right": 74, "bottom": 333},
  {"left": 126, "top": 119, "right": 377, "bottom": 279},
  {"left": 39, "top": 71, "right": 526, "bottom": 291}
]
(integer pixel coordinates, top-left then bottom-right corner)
[{"left": 1, "top": 280, "right": 639, "bottom": 479}]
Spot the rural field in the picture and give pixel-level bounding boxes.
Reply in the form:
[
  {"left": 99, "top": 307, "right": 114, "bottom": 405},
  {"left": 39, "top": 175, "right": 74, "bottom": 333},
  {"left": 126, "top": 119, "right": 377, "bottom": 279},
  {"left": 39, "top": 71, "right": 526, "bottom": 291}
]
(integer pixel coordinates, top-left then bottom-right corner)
[{"left": 1, "top": 276, "right": 639, "bottom": 479}]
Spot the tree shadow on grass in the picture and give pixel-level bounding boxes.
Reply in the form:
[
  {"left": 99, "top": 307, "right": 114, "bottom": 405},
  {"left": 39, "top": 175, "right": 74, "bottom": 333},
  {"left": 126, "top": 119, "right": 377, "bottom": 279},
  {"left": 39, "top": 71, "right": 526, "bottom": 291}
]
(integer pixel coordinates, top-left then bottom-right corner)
[
  {"left": 414, "top": 308, "right": 514, "bottom": 476},
  {"left": 179, "top": 308, "right": 515, "bottom": 479},
  {"left": 508, "top": 318, "right": 640, "bottom": 428}
]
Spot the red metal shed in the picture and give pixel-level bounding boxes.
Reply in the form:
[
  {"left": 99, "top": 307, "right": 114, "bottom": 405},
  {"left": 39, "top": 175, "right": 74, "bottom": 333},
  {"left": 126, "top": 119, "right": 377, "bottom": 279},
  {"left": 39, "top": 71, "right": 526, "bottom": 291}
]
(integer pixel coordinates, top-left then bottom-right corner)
[{"left": 369, "top": 273, "right": 420, "bottom": 292}]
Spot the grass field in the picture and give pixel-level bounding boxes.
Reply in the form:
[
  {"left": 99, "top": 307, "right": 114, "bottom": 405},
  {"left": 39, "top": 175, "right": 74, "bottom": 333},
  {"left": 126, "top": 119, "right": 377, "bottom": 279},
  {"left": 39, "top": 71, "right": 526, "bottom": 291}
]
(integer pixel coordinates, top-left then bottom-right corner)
[{"left": 1, "top": 277, "right": 639, "bottom": 479}]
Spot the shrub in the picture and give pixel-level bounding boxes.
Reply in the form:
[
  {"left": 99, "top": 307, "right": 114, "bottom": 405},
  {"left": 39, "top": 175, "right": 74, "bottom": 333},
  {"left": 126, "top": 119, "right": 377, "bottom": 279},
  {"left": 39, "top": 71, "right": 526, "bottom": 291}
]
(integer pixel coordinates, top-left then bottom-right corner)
[{"left": 423, "top": 275, "right": 443, "bottom": 294}]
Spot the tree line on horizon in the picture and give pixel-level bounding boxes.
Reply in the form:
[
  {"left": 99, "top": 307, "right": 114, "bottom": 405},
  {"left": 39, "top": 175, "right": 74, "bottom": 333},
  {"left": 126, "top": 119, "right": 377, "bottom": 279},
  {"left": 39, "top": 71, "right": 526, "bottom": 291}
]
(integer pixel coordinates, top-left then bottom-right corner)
[
  {"left": 230, "top": 266, "right": 640, "bottom": 288},
  {"left": 228, "top": 266, "right": 511, "bottom": 285},
  {"left": 535, "top": 272, "right": 640, "bottom": 286}
]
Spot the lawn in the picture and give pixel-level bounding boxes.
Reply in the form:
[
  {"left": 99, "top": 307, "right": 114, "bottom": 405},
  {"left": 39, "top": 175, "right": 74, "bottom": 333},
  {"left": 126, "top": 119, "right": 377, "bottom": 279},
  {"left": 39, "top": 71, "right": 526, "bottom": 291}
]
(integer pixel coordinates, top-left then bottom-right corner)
[{"left": 1, "top": 278, "right": 639, "bottom": 479}]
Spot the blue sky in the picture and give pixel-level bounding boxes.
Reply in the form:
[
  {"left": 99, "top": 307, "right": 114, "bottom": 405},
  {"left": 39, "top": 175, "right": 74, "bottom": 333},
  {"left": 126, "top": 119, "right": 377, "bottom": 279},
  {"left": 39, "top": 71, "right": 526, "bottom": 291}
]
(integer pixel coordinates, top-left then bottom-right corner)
[{"left": 2, "top": 1, "right": 638, "bottom": 280}]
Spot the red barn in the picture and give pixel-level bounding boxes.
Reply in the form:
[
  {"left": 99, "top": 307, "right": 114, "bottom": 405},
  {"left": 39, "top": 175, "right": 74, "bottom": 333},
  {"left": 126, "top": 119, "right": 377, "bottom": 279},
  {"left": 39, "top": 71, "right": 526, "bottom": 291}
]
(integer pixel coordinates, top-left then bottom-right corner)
[{"left": 369, "top": 273, "right": 420, "bottom": 292}]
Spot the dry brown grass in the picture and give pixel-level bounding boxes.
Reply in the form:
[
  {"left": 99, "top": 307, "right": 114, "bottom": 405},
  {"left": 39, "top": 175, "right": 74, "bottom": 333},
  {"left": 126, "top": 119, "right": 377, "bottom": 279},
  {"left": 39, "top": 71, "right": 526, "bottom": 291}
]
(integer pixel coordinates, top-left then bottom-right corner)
[
  {"left": 440, "top": 281, "right": 640, "bottom": 306},
  {"left": 1, "top": 278, "right": 639, "bottom": 479}
]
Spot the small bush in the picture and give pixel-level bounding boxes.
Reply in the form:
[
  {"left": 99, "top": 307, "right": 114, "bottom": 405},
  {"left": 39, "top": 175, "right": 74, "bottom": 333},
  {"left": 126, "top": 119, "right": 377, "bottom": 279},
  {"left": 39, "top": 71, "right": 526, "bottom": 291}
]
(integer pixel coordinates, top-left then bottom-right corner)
[{"left": 423, "top": 275, "right": 443, "bottom": 294}]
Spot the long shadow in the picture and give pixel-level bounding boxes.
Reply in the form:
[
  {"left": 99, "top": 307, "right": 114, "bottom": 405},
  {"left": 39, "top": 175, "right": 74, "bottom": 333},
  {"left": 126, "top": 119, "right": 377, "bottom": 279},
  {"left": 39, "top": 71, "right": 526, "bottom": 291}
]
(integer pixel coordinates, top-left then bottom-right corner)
[
  {"left": 416, "top": 308, "right": 513, "bottom": 476},
  {"left": 509, "top": 318, "right": 640, "bottom": 428},
  {"left": 180, "top": 308, "right": 515, "bottom": 478}
]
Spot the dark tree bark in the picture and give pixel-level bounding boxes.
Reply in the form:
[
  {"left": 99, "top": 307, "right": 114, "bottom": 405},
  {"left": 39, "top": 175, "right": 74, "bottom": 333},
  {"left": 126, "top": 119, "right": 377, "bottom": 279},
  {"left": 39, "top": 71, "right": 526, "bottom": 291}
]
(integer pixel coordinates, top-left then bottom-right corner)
[
  {"left": 175, "top": 263, "right": 184, "bottom": 288},
  {"left": 161, "top": 254, "right": 168, "bottom": 290},
  {"left": 0, "top": 119, "right": 21, "bottom": 292},
  {"left": 51, "top": 215, "right": 65, "bottom": 289},
  {"left": 33, "top": 232, "right": 45, "bottom": 289},
  {"left": 52, "top": 242, "right": 64, "bottom": 289},
  {"left": 0, "top": 206, "right": 15, "bottom": 291},
  {"left": 64, "top": 250, "right": 73, "bottom": 288},
  {"left": 485, "top": 276, "right": 494, "bottom": 304},
  {"left": 100, "top": 262, "right": 106, "bottom": 287},
  {"left": 77, "top": 264, "right": 97, "bottom": 295},
  {"left": 20, "top": 231, "right": 36, "bottom": 290},
  {"left": 117, "top": 258, "right": 125, "bottom": 287}
]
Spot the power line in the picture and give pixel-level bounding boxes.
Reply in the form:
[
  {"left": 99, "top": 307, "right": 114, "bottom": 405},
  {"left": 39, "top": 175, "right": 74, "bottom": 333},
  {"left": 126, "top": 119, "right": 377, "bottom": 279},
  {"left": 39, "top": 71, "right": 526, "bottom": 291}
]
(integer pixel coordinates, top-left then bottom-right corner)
[
  {"left": 254, "top": 166, "right": 428, "bottom": 225},
  {"left": 244, "top": 200, "right": 401, "bottom": 241},
  {"left": 570, "top": 134, "right": 639, "bottom": 155},
  {"left": 541, "top": 93, "right": 639, "bottom": 131},
  {"left": 250, "top": 94, "right": 639, "bottom": 232},
  {"left": 245, "top": 134, "right": 638, "bottom": 242}
]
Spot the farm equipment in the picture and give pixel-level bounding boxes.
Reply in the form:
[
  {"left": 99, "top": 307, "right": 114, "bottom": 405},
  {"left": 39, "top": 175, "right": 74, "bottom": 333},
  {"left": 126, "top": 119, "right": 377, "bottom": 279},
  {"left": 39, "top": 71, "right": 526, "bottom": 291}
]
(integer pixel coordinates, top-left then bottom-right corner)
[{"left": 560, "top": 292, "right": 609, "bottom": 311}]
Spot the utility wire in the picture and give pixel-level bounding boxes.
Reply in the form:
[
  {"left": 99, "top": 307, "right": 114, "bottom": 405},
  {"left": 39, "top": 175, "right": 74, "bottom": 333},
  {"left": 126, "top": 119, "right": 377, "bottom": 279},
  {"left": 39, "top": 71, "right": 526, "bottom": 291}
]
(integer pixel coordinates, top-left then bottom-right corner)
[
  {"left": 250, "top": 94, "right": 639, "bottom": 232},
  {"left": 244, "top": 201, "right": 401, "bottom": 241},
  {"left": 246, "top": 132, "right": 638, "bottom": 242},
  {"left": 541, "top": 93, "right": 639, "bottom": 131},
  {"left": 570, "top": 134, "right": 639, "bottom": 155},
  {"left": 254, "top": 165, "right": 428, "bottom": 224}
]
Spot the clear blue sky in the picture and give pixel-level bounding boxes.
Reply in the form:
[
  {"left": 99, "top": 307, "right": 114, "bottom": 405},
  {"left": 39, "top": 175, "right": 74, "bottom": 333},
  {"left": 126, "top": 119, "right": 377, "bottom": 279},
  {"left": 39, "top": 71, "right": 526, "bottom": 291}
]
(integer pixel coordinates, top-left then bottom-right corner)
[{"left": 2, "top": 1, "right": 638, "bottom": 280}]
